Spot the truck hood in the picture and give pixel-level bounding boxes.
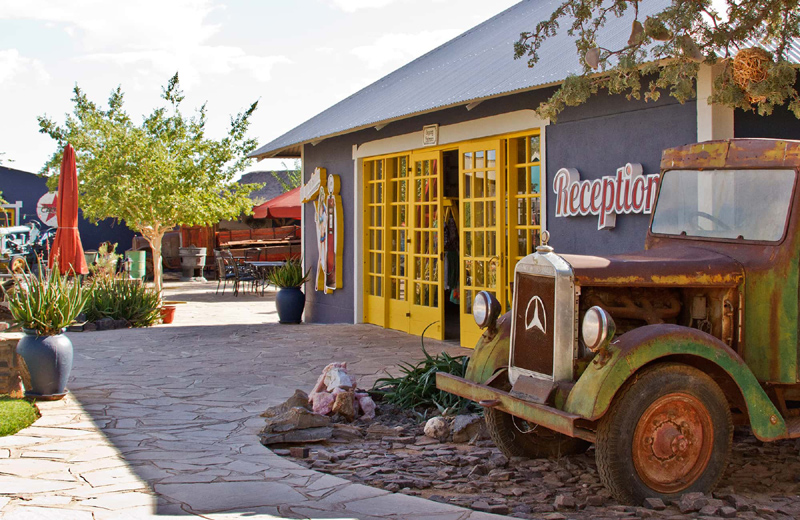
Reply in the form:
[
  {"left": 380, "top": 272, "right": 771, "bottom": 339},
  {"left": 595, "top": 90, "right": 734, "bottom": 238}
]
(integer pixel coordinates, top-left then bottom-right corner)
[{"left": 561, "top": 246, "right": 744, "bottom": 287}]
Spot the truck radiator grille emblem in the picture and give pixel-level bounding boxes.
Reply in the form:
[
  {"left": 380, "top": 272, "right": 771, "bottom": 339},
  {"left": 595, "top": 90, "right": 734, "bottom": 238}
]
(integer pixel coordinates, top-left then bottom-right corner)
[{"left": 525, "top": 296, "right": 547, "bottom": 334}]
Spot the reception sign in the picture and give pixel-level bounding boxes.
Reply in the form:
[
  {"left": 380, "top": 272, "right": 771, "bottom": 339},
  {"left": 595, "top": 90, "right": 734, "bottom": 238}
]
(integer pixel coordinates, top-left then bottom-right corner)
[{"left": 553, "top": 163, "right": 660, "bottom": 230}]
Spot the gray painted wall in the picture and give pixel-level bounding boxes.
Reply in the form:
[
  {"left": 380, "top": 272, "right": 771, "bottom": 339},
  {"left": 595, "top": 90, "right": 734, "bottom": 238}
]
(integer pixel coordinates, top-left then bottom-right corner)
[
  {"left": 301, "top": 87, "right": 696, "bottom": 323},
  {"left": 546, "top": 98, "right": 697, "bottom": 256}
]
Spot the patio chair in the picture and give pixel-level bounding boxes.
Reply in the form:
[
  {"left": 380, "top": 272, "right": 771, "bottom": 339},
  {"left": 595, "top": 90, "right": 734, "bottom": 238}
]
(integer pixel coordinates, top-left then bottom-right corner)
[
  {"left": 221, "top": 250, "right": 255, "bottom": 296},
  {"left": 214, "top": 250, "right": 236, "bottom": 295}
]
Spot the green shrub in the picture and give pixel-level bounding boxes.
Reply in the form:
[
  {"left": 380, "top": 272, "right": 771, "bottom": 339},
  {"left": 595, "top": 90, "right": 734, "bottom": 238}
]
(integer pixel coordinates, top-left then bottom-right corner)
[
  {"left": 4, "top": 263, "right": 88, "bottom": 335},
  {"left": 372, "top": 341, "right": 477, "bottom": 417},
  {"left": 84, "top": 277, "right": 161, "bottom": 327},
  {"left": 0, "top": 396, "right": 39, "bottom": 436},
  {"left": 266, "top": 258, "right": 310, "bottom": 288}
]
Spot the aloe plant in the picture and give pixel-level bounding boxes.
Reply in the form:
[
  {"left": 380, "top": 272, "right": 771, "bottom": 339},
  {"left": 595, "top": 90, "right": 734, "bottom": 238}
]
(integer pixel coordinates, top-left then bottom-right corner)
[
  {"left": 84, "top": 276, "right": 161, "bottom": 327},
  {"left": 4, "top": 264, "right": 89, "bottom": 336},
  {"left": 266, "top": 258, "right": 310, "bottom": 288}
]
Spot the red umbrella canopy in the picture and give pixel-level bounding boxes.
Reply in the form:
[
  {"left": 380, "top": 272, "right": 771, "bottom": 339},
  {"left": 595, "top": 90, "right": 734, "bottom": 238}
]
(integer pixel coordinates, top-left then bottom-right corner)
[
  {"left": 252, "top": 186, "right": 301, "bottom": 220},
  {"left": 48, "top": 144, "right": 88, "bottom": 275}
]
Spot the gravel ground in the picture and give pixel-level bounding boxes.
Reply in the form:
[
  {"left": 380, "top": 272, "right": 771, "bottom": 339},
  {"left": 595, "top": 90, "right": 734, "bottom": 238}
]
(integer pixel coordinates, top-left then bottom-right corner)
[{"left": 273, "top": 406, "right": 800, "bottom": 520}]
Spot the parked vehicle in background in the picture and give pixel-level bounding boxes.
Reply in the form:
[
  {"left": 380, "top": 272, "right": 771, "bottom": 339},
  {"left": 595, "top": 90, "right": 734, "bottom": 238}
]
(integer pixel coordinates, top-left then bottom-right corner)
[
  {"left": 437, "top": 138, "right": 800, "bottom": 504},
  {"left": 0, "top": 222, "right": 54, "bottom": 273}
]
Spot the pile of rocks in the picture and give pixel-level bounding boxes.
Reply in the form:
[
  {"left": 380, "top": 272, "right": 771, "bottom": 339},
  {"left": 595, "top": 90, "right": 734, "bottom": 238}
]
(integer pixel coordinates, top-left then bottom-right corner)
[
  {"left": 262, "top": 397, "right": 800, "bottom": 520},
  {"left": 259, "top": 363, "right": 378, "bottom": 446}
]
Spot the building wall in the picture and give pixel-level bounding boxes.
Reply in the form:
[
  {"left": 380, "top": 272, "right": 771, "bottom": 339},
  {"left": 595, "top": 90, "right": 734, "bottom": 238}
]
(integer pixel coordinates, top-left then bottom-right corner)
[
  {"left": 546, "top": 96, "right": 697, "bottom": 255},
  {"left": 0, "top": 166, "right": 135, "bottom": 251},
  {"left": 301, "top": 87, "right": 696, "bottom": 323}
]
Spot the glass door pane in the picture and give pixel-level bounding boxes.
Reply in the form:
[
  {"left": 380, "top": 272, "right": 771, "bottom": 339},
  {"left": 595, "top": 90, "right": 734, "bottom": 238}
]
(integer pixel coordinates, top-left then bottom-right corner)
[
  {"left": 363, "top": 158, "right": 387, "bottom": 327},
  {"left": 409, "top": 150, "right": 444, "bottom": 340},
  {"left": 387, "top": 155, "right": 411, "bottom": 333},
  {"left": 459, "top": 140, "right": 505, "bottom": 347}
]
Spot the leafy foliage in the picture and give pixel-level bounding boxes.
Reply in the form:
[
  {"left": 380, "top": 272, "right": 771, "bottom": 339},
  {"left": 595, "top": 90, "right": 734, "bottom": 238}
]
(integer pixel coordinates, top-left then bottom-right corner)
[
  {"left": 83, "top": 277, "right": 162, "bottom": 328},
  {"left": 273, "top": 160, "right": 302, "bottom": 192},
  {"left": 0, "top": 396, "right": 39, "bottom": 437},
  {"left": 37, "top": 73, "right": 262, "bottom": 291},
  {"left": 372, "top": 341, "right": 477, "bottom": 417},
  {"left": 3, "top": 263, "right": 88, "bottom": 336},
  {"left": 266, "top": 258, "right": 309, "bottom": 288},
  {"left": 514, "top": 1, "right": 800, "bottom": 120}
]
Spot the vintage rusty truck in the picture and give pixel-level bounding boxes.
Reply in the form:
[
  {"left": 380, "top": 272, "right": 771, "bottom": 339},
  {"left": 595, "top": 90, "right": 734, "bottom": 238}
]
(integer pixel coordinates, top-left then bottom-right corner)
[{"left": 436, "top": 138, "right": 800, "bottom": 504}]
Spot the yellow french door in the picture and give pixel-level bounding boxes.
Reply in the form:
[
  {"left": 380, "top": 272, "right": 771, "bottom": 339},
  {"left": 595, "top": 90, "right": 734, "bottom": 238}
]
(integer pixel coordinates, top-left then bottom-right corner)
[
  {"left": 408, "top": 151, "right": 444, "bottom": 340},
  {"left": 387, "top": 156, "right": 411, "bottom": 333},
  {"left": 459, "top": 139, "right": 506, "bottom": 346},
  {"left": 507, "top": 132, "right": 543, "bottom": 304},
  {"left": 363, "top": 159, "right": 387, "bottom": 327}
]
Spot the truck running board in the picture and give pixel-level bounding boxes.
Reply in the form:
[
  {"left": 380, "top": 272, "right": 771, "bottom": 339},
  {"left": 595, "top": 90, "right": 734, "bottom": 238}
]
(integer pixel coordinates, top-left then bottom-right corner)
[{"left": 436, "top": 372, "right": 596, "bottom": 443}]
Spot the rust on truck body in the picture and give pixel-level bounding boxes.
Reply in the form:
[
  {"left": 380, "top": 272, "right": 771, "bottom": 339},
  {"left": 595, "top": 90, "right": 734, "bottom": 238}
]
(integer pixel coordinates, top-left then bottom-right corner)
[{"left": 651, "top": 138, "right": 800, "bottom": 384}]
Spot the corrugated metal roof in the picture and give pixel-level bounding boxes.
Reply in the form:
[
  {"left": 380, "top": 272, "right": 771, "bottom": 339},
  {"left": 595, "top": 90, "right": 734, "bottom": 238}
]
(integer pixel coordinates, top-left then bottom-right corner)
[{"left": 250, "top": 0, "right": 798, "bottom": 159}]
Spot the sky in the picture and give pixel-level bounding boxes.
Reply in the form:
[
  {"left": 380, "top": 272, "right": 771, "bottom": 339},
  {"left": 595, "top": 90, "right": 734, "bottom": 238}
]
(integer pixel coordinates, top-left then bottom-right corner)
[{"left": 0, "top": 0, "right": 521, "bottom": 176}]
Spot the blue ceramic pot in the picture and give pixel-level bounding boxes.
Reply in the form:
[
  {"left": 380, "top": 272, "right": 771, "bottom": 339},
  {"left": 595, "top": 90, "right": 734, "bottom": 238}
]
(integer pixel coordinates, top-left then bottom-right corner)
[
  {"left": 275, "top": 287, "right": 305, "bottom": 324},
  {"left": 16, "top": 330, "right": 73, "bottom": 399}
]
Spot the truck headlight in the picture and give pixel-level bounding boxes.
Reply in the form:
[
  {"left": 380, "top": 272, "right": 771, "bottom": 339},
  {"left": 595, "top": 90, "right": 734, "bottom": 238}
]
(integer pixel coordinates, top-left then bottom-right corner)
[
  {"left": 473, "top": 290, "right": 501, "bottom": 330},
  {"left": 582, "top": 306, "right": 616, "bottom": 352}
]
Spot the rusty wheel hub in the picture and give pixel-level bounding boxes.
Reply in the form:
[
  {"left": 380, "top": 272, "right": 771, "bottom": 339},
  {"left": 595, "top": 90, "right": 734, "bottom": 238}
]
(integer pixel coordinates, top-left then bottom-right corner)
[{"left": 632, "top": 393, "right": 713, "bottom": 494}]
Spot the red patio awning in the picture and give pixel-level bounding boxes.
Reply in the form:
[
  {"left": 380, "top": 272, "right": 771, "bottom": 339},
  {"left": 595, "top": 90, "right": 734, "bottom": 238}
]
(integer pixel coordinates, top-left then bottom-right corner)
[{"left": 252, "top": 186, "right": 301, "bottom": 220}]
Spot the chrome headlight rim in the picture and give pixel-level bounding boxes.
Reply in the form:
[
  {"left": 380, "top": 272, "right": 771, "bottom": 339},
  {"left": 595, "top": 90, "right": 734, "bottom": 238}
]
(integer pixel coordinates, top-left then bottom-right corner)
[
  {"left": 473, "top": 290, "right": 501, "bottom": 330},
  {"left": 582, "top": 306, "right": 615, "bottom": 352}
]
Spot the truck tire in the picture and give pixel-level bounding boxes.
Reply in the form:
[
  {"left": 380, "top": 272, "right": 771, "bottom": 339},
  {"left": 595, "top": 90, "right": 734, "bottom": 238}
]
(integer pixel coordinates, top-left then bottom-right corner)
[
  {"left": 595, "top": 363, "right": 732, "bottom": 505},
  {"left": 485, "top": 407, "right": 590, "bottom": 458}
]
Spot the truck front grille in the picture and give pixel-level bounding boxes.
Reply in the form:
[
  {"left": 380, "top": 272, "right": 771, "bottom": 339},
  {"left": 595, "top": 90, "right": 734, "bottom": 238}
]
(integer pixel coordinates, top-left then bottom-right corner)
[{"left": 511, "top": 273, "right": 556, "bottom": 377}]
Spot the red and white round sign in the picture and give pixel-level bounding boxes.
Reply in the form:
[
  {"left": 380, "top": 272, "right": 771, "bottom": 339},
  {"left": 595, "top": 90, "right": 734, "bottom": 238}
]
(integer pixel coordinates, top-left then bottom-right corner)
[{"left": 37, "top": 192, "right": 58, "bottom": 228}]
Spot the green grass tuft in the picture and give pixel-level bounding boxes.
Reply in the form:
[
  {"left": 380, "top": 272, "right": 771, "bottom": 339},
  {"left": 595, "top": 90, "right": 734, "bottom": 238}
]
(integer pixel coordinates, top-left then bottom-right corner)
[{"left": 0, "top": 396, "right": 39, "bottom": 437}]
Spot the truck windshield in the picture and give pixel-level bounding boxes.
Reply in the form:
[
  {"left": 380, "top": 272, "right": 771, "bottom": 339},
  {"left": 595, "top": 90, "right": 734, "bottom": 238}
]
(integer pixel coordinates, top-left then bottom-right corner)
[{"left": 651, "top": 169, "right": 795, "bottom": 241}]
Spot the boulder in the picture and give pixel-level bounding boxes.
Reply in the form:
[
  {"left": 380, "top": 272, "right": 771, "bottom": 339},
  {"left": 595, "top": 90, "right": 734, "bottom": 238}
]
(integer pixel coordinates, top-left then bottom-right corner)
[
  {"left": 261, "top": 389, "right": 310, "bottom": 418},
  {"left": 262, "top": 406, "right": 331, "bottom": 434},
  {"left": 332, "top": 423, "right": 364, "bottom": 441},
  {"left": 332, "top": 390, "right": 357, "bottom": 421},
  {"left": 424, "top": 416, "right": 450, "bottom": 440},
  {"left": 451, "top": 414, "right": 489, "bottom": 443},
  {"left": 259, "top": 426, "right": 333, "bottom": 446}
]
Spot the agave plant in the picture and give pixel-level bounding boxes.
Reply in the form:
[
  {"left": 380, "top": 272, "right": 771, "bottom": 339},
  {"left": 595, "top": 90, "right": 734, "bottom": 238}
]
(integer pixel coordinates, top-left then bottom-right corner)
[
  {"left": 4, "top": 264, "right": 89, "bottom": 336},
  {"left": 266, "top": 258, "right": 310, "bottom": 288}
]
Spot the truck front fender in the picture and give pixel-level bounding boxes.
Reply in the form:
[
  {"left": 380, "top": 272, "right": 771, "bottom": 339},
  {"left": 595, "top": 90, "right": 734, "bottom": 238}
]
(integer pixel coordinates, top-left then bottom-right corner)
[
  {"left": 564, "top": 324, "right": 787, "bottom": 441},
  {"left": 464, "top": 312, "right": 511, "bottom": 384}
]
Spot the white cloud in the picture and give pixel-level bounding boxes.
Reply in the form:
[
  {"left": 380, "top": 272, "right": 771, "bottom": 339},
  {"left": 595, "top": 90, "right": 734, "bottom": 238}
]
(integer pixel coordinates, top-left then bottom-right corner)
[
  {"left": 0, "top": 49, "right": 50, "bottom": 85},
  {"left": 351, "top": 29, "right": 459, "bottom": 70},
  {"left": 0, "top": 0, "right": 286, "bottom": 87},
  {"left": 325, "top": 0, "right": 398, "bottom": 12}
]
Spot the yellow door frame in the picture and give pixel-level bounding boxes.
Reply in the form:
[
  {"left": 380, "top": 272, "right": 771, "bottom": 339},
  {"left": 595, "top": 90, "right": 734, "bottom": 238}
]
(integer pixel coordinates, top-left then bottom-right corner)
[
  {"left": 458, "top": 138, "right": 506, "bottom": 347},
  {"left": 360, "top": 129, "right": 543, "bottom": 348}
]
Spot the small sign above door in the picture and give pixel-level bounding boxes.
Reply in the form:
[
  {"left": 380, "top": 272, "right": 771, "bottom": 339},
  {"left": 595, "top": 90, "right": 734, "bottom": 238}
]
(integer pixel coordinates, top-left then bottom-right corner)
[{"left": 422, "top": 124, "right": 439, "bottom": 146}]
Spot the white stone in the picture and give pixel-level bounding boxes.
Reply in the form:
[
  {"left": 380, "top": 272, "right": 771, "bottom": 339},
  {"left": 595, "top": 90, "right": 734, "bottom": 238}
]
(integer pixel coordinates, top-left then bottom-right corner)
[{"left": 424, "top": 416, "right": 450, "bottom": 440}]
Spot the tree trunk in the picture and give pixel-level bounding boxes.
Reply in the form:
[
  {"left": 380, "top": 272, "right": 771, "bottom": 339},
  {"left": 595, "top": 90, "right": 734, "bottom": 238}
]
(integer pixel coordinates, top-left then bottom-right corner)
[{"left": 144, "top": 231, "right": 164, "bottom": 295}]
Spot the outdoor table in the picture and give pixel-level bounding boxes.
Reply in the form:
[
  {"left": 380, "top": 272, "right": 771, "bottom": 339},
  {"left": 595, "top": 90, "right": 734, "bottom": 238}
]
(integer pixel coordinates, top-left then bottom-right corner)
[{"left": 243, "top": 261, "right": 285, "bottom": 295}]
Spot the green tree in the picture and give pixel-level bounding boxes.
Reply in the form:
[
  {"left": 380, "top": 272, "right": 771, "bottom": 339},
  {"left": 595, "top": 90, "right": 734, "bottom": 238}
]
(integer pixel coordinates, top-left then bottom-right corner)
[
  {"left": 515, "top": 1, "right": 800, "bottom": 121},
  {"left": 38, "top": 73, "right": 260, "bottom": 292},
  {"left": 272, "top": 159, "right": 302, "bottom": 192}
]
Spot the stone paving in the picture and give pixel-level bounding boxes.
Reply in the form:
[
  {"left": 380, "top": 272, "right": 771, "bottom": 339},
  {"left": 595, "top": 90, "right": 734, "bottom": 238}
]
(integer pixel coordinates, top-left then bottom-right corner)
[{"left": 0, "top": 283, "right": 508, "bottom": 520}]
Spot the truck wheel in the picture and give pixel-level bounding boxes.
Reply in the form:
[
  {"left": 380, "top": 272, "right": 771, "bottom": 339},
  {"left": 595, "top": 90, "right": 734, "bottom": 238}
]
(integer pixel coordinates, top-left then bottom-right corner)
[
  {"left": 485, "top": 408, "right": 590, "bottom": 458},
  {"left": 595, "top": 363, "right": 732, "bottom": 505}
]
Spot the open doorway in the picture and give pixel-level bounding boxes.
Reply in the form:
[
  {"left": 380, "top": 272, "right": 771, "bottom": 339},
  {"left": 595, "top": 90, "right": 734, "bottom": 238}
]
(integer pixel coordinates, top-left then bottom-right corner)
[{"left": 442, "top": 149, "right": 460, "bottom": 341}]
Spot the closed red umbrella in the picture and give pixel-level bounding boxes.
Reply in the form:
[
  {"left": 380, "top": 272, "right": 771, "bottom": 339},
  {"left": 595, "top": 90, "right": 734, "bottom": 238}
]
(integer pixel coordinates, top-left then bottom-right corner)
[{"left": 48, "top": 144, "right": 88, "bottom": 275}]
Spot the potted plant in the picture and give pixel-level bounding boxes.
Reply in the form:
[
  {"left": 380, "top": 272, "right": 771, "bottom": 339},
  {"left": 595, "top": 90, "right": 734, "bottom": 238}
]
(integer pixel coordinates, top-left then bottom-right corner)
[
  {"left": 266, "top": 258, "right": 310, "bottom": 324},
  {"left": 4, "top": 264, "right": 89, "bottom": 399}
]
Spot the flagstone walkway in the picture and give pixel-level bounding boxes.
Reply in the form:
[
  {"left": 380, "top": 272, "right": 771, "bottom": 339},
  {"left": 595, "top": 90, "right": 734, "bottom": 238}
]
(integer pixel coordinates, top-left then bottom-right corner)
[{"left": 0, "top": 283, "right": 507, "bottom": 520}]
